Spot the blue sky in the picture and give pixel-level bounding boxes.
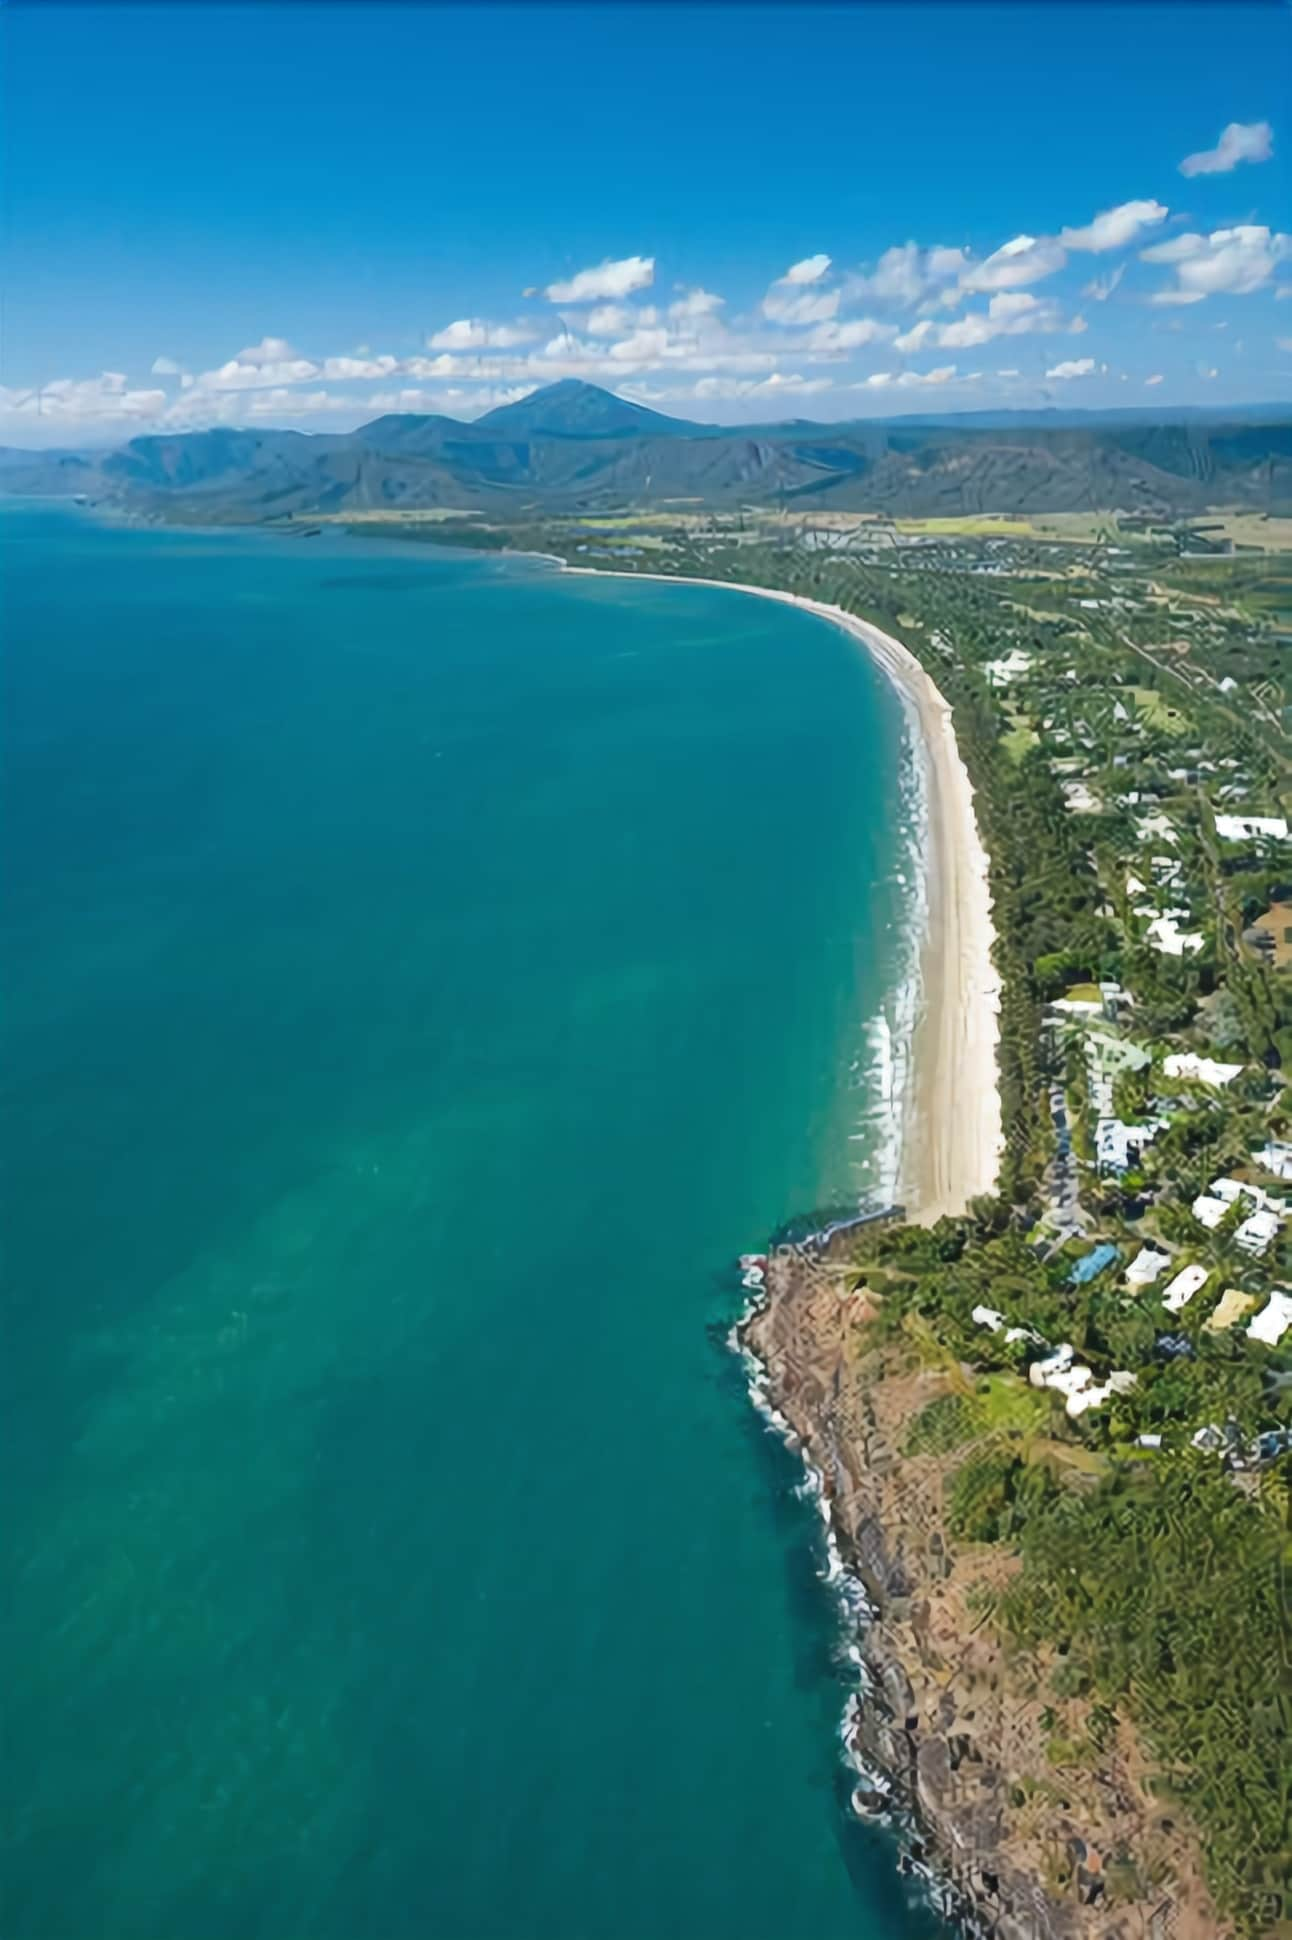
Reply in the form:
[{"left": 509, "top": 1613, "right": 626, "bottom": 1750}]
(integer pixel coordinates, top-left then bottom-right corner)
[{"left": 2, "top": 3, "right": 1289, "bottom": 442}]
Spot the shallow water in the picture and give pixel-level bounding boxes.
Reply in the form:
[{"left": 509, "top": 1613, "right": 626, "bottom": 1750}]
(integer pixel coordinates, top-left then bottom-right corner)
[{"left": 3, "top": 504, "right": 944, "bottom": 1939}]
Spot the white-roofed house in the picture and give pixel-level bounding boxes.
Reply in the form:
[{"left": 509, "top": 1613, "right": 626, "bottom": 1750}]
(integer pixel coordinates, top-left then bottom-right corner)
[
  {"left": 1028, "top": 1344, "right": 1074, "bottom": 1388},
  {"left": 984, "top": 649, "right": 1032, "bottom": 687},
  {"left": 1145, "top": 912, "right": 1204, "bottom": 957},
  {"left": 1162, "top": 1052, "right": 1243, "bottom": 1088},
  {"left": 1256, "top": 1142, "right": 1292, "bottom": 1183},
  {"left": 1236, "top": 1209, "right": 1282, "bottom": 1257},
  {"left": 1191, "top": 1192, "right": 1231, "bottom": 1231},
  {"left": 1161, "top": 1262, "right": 1210, "bottom": 1314},
  {"left": 1126, "top": 1245, "right": 1172, "bottom": 1289},
  {"left": 1209, "top": 1176, "right": 1285, "bottom": 1217},
  {"left": 1095, "top": 1116, "right": 1163, "bottom": 1175},
  {"left": 1214, "top": 813, "right": 1289, "bottom": 844},
  {"left": 1066, "top": 1370, "right": 1137, "bottom": 1419},
  {"left": 1247, "top": 1289, "right": 1292, "bottom": 1347}
]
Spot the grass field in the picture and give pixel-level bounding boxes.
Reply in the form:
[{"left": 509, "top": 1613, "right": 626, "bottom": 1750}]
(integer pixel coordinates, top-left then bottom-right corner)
[
  {"left": 1002, "top": 721, "right": 1040, "bottom": 763},
  {"left": 1131, "top": 686, "right": 1190, "bottom": 733},
  {"left": 891, "top": 514, "right": 1037, "bottom": 537}
]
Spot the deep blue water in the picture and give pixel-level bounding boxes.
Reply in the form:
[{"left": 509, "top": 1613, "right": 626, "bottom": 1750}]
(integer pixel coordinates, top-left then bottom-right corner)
[{"left": 2, "top": 503, "right": 943, "bottom": 1939}]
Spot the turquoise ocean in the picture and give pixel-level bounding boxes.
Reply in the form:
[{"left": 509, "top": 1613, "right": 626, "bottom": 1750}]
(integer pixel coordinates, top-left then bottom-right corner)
[{"left": 3, "top": 502, "right": 944, "bottom": 1939}]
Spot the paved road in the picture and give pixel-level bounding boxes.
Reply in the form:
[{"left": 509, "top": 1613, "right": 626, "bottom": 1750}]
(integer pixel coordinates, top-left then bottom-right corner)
[{"left": 1046, "top": 1077, "right": 1089, "bottom": 1242}]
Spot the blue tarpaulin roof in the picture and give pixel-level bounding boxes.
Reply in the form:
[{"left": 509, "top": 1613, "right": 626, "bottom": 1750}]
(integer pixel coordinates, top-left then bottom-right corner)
[{"left": 1069, "top": 1241, "right": 1120, "bottom": 1286}]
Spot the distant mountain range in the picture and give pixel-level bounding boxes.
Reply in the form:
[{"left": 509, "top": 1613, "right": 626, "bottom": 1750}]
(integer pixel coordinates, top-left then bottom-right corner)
[{"left": 4, "top": 380, "right": 1291, "bottom": 520}]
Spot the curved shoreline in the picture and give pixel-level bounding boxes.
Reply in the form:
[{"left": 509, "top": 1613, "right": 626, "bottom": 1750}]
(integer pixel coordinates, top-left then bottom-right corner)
[{"left": 562, "top": 568, "right": 1004, "bottom": 1221}]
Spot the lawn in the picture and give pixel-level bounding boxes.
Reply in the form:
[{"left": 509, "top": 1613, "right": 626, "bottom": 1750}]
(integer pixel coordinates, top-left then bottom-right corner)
[{"left": 1131, "top": 686, "right": 1189, "bottom": 734}]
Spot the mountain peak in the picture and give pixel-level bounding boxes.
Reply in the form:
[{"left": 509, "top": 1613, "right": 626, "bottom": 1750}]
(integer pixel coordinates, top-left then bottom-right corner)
[{"left": 475, "top": 379, "right": 694, "bottom": 439}]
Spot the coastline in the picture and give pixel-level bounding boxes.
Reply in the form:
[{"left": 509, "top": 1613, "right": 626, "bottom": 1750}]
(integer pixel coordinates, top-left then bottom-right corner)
[
  {"left": 563, "top": 566, "right": 1215, "bottom": 1936},
  {"left": 562, "top": 567, "right": 1004, "bottom": 1221}
]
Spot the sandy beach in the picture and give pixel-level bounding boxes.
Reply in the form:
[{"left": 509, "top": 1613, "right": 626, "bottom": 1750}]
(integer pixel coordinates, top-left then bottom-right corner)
[{"left": 566, "top": 569, "right": 1003, "bottom": 1222}]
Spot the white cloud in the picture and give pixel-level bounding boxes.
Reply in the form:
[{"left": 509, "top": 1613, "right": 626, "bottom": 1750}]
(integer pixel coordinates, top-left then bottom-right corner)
[
  {"left": 365, "top": 385, "right": 536, "bottom": 418},
  {"left": 762, "top": 287, "right": 839, "bottom": 326},
  {"left": 856, "top": 365, "right": 959, "bottom": 390},
  {"left": 959, "top": 233, "right": 1068, "bottom": 295},
  {"left": 936, "top": 314, "right": 997, "bottom": 349},
  {"left": 1180, "top": 120, "right": 1273, "bottom": 177},
  {"left": 806, "top": 317, "right": 897, "bottom": 352},
  {"left": 1277, "top": 337, "right": 1292, "bottom": 353},
  {"left": 783, "top": 254, "right": 831, "bottom": 285},
  {"left": 428, "top": 318, "right": 536, "bottom": 350},
  {"left": 542, "top": 255, "right": 655, "bottom": 303},
  {"left": 668, "top": 287, "right": 724, "bottom": 320},
  {"left": 606, "top": 327, "right": 673, "bottom": 363},
  {"left": 1145, "top": 373, "right": 1164, "bottom": 385},
  {"left": 319, "top": 354, "right": 400, "bottom": 381},
  {"left": 240, "top": 387, "right": 358, "bottom": 419},
  {"left": 1082, "top": 264, "right": 1126, "bottom": 303},
  {"left": 1142, "top": 224, "right": 1291, "bottom": 302},
  {"left": 583, "top": 304, "right": 658, "bottom": 337},
  {"left": 691, "top": 371, "right": 831, "bottom": 401},
  {"left": 894, "top": 318, "right": 935, "bottom": 353},
  {"left": 150, "top": 356, "right": 183, "bottom": 377},
  {"left": 1045, "top": 357, "right": 1096, "bottom": 379},
  {"left": 762, "top": 264, "right": 839, "bottom": 324},
  {"left": 192, "top": 340, "right": 321, "bottom": 391},
  {"left": 988, "top": 291, "right": 1041, "bottom": 319},
  {"left": 758, "top": 370, "right": 832, "bottom": 392},
  {"left": 935, "top": 291, "right": 1067, "bottom": 348},
  {"left": 1060, "top": 199, "right": 1168, "bottom": 252},
  {"left": 235, "top": 337, "right": 297, "bottom": 366},
  {"left": 847, "top": 242, "right": 969, "bottom": 308},
  {"left": 0, "top": 372, "right": 167, "bottom": 424}
]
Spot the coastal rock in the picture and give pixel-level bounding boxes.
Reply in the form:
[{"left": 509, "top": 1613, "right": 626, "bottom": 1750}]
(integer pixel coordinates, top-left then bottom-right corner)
[{"left": 741, "top": 1241, "right": 1225, "bottom": 1940}]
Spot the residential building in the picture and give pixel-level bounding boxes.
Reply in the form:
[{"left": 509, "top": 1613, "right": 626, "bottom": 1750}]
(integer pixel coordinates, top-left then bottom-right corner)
[
  {"left": 1161, "top": 1262, "right": 1210, "bottom": 1314},
  {"left": 1162, "top": 1052, "right": 1243, "bottom": 1087},
  {"left": 1247, "top": 1289, "right": 1292, "bottom": 1347},
  {"left": 1214, "top": 813, "right": 1289, "bottom": 843}
]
